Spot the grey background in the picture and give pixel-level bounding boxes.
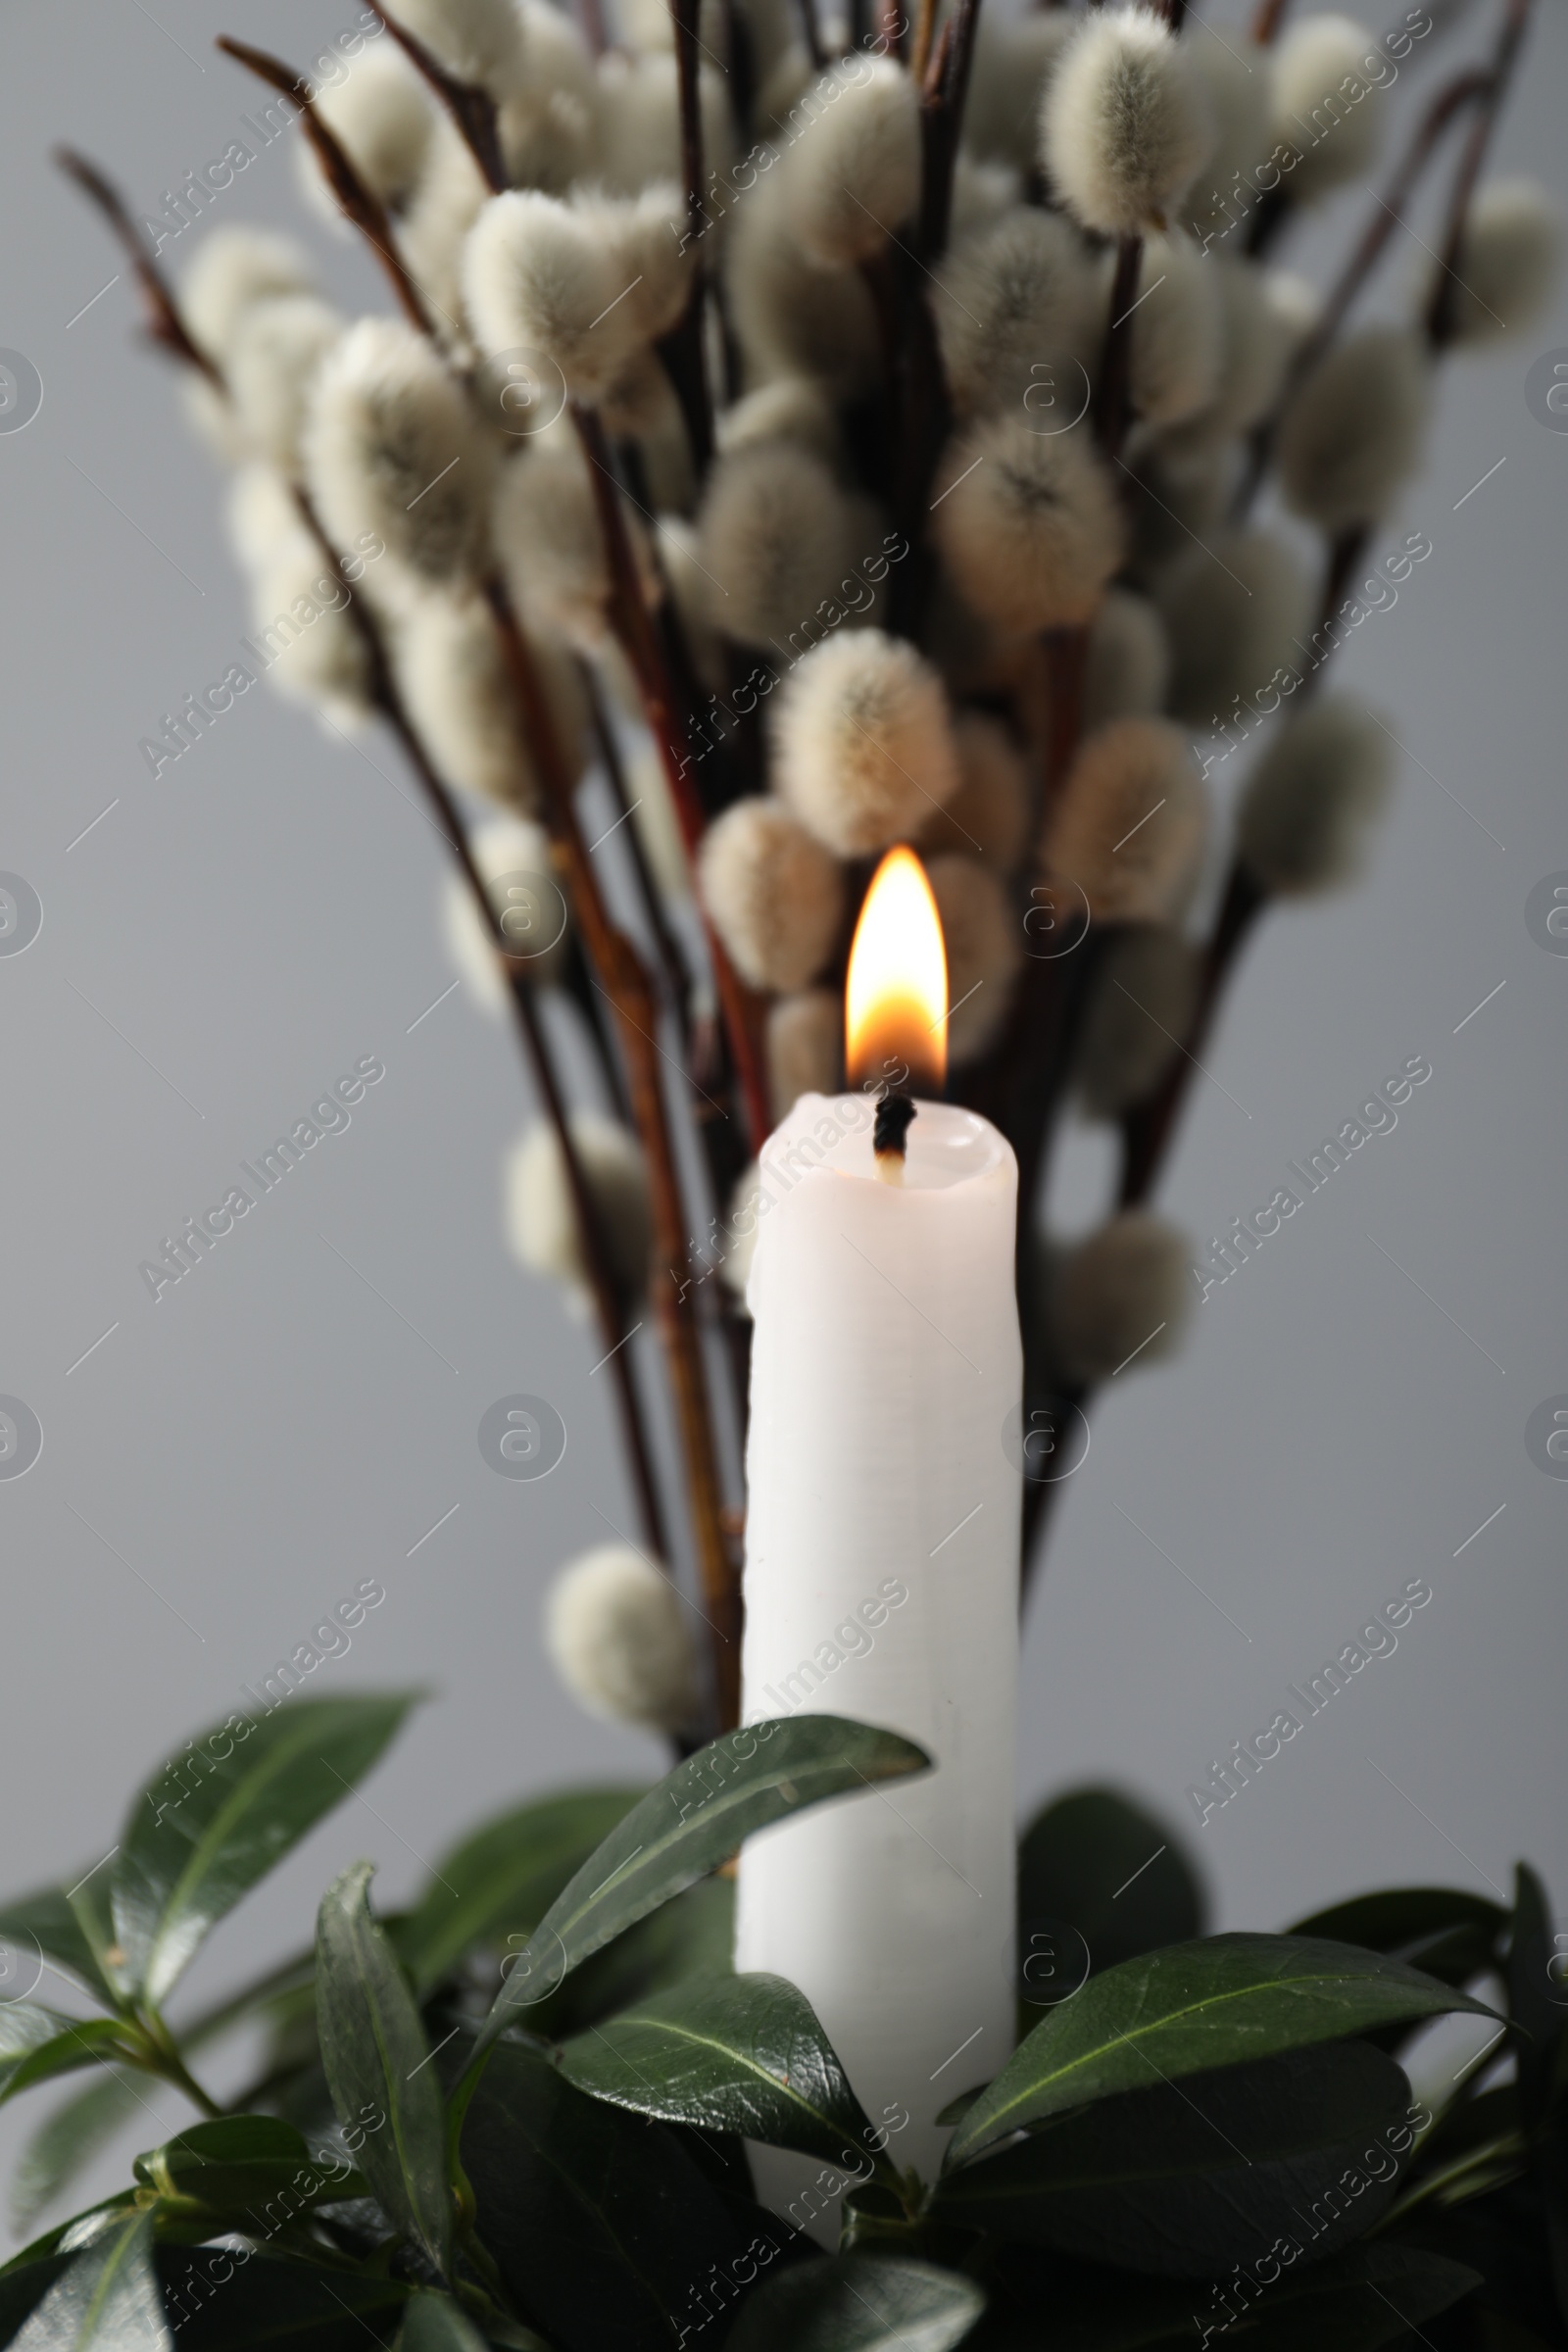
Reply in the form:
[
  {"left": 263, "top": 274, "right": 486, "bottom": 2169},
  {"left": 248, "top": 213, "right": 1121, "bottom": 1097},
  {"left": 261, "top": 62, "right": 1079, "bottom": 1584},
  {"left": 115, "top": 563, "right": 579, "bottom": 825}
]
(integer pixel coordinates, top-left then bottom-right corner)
[{"left": 0, "top": 0, "right": 1564, "bottom": 2240}]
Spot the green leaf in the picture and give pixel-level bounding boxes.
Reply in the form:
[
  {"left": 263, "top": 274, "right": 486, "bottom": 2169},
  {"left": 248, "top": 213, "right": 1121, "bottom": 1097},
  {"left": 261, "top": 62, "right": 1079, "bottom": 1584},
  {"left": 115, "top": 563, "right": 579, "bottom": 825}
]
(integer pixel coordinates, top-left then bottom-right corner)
[
  {"left": 12, "top": 2074, "right": 150, "bottom": 2235},
  {"left": 315, "top": 1863, "right": 452, "bottom": 2278},
  {"left": 1507, "top": 1861, "right": 1564, "bottom": 2136},
  {"left": 12, "top": 2211, "right": 168, "bottom": 2350},
  {"left": 946, "top": 1933, "right": 1496, "bottom": 2168},
  {"left": 559, "top": 1971, "right": 887, "bottom": 2176},
  {"left": 398, "top": 2291, "right": 535, "bottom": 2350},
  {"left": 724, "top": 2255, "right": 984, "bottom": 2352},
  {"left": 1018, "top": 1790, "right": 1205, "bottom": 1980},
  {"left": 0, "top": 2014, "right": 142, "bottom": 2109},
  {"left": 154, "top": 2249, "right": 410, "bottom": 2348},
  {"left": 1291, "top": 1886, "right": 1506, "bottom": 1996},
  {"left": 0, "top": 1889, "right": 118, "bottom": 2011},
  {"left": 462, "top": 2034, "right": 767, "bottom": 2352},
  {"left": 930, "top": 2041, "right": 1412, "bottom": 2276},
  {"left": 131, "top": 2115, "right": 365, "bottom": 2217},
  {"left": 397, "top": 1788, "right": 644, "bottom": 1992},
  {"left": 474, "top": 1717, "right": 928, "bottom": 2066},
  {"left": 111, "top": 1694, "right": 417, "bottom": 2008},
  {"left": 531, "top": 1875, "right": 735, "bottom": 2039}
]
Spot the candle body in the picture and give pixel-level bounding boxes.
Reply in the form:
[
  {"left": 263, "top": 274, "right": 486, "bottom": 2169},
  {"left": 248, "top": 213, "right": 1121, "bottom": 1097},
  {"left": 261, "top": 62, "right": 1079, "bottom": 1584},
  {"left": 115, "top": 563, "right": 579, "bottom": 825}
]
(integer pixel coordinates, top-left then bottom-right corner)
[{"left": 735, "top": 1092, "right": 1021, "bottom": 2181}]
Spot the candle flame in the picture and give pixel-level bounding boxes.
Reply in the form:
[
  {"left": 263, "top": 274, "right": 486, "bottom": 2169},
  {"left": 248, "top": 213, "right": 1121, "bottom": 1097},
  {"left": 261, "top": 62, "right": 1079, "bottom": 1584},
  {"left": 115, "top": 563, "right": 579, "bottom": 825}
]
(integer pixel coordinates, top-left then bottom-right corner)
[{"left": 846, "top": 847, "right": 948, "bottom": 1095}]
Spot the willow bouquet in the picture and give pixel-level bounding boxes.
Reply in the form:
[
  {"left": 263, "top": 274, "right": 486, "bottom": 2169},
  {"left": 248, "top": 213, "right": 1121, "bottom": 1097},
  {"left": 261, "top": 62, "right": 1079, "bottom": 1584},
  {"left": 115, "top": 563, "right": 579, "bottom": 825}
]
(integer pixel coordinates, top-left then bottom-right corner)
[{"left": 7, "top": 0, "right": 1562, "bottom": 2343}]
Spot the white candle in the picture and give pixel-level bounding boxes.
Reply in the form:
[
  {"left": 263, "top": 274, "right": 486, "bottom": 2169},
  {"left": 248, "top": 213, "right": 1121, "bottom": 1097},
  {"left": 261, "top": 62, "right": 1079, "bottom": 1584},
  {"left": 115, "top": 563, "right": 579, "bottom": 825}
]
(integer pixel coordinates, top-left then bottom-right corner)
[{"left": 734, "top": 1053, "right": 1021, "bottom": 2176}]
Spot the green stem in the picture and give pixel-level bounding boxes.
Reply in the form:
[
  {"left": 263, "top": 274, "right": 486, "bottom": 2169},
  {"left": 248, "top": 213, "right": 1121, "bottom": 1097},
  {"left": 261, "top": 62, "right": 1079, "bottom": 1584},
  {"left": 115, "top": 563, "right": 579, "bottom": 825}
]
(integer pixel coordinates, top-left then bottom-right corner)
[{"left": 139, "top": 2012, "right": 223, "bottom": 2121}]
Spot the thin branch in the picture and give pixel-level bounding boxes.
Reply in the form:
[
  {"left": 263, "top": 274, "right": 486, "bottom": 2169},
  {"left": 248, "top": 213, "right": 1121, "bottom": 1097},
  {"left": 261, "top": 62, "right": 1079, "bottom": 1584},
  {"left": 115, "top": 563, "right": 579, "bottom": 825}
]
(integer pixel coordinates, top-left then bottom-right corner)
[
  {"left": 1094, "top": 234, "right": 1144, "bottom": 455},
  {"left": 367, "top": 3, "right": 507, "bottom": 194},
  {"left": 583, "top": 662, "right": 697, "bottom": 1043},
  {"left": 1250, "top": 0, "right": 1294, "bottom": 39},
  {"left": 53, "top": 149, "right": 222, "bottom": 385},
  {"left": 666, "top": 0, "right": 715, "bottom": 470},
  {"left": 216, "top": 38, "right": 436, "bottom": 338},
  {"left": 485, "top": 572, "right": 744, "bottom": 1729},
  {"left": 1426, "top": 0, "right": 1535, "bottom": 350}
]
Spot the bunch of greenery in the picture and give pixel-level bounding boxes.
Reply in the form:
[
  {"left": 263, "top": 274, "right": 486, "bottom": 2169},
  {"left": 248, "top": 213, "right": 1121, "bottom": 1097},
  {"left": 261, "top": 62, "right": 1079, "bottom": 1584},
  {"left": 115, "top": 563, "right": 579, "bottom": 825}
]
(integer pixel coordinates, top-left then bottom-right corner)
[{"left": 0, "top": 1695, "right": 1559, "bottom": 2348}]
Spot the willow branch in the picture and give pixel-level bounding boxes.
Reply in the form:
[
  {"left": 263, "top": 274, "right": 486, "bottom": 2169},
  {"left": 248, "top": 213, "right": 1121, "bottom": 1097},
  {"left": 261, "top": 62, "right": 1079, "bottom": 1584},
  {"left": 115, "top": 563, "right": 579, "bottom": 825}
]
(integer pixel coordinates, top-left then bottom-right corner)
[
  {"left": 1426, "top": 0, "right": 1534, "bottom": 351},
  {"left": 215, "top": 38, "right": 435, "bottom": 337},
  {"left": 485, "top": 572, "right": 743, "bottom": 1729},
  {"left": 583, "top": 664, "right": 697, "bottom": 1045},
  {"left": 1094, "top": 235, "right": 1144, "bottom": 455},
  {"left": 58, "top": 144, "right": 672, "bottom": 1571},
  {"left": 572, "top": 405, "right": 773, "bottom": 1153},
  {"left": 367, "top": 4, "right": 507, "bottom": 194},
  {"left": 666, "top": 0, "right": 716, "bottom": 472},
  {"left": 53, "top": 149, "right": 222, "bottom": 384}
]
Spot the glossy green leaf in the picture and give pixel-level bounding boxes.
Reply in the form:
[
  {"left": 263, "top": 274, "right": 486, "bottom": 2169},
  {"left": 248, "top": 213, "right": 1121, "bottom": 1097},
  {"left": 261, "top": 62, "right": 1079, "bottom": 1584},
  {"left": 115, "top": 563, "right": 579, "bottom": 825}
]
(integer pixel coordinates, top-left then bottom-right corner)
[
  {"left": 462, "top": 2034, "right": 764, "bottom": 2352},
  {"left": 946, "top": 1934, "right": 1495, "bottom": 2168},
  {"left": 1291, "top": 1886, "right": 1506, "bottom": 1997},
  {"left": 315, "top": 1863, "right": 452, "bottom": 2278},
  {"left": 560, "top": 1971, "right": 887, "bottom": 2176},
  {"left": 475, "top": 1717, "right": 928, "bottom": 2065},
  {"left": 397, "top": 1788, "right": 644, "bottom": 1992},
  {"left": 1507, "top": 1861, "right": 1564, "bottom": 2136},
  {"left": 930, "top": 2041, "right": 1411, "bottom": 2276},
  {"left": 11, "top": 2073, "right": 150, "bottom": 2235},
  {"left": 533, "top": 1874, "right": 735, "bottom": 2039},
  {"left": 1018, "top": 1790, "right": 1205, "bottom": 1980},
  {"left": 111, "top": 1694, "right": 417, "bottom": 2007},
  {"left": 724, "top": 2255, "right": 984, "bottom": 2352},
  {"left": 0, "top": 2010, "right": 139, "bottom": 2107},
  {"left": 0, "top": 1890, "right": 118, "bottom": 2011},
  {"left": 155, "top": 2249, "right": 410, "bottom": 2348},
  {"left": 131, "top": 2114, "right": 365, "bottom": 2217},
  {"left": 397, "top": 2291, "right": 538, "bottom": 2350},
  {"left": 12, "top": 2211, "right": 168, "bottom": 2350}
]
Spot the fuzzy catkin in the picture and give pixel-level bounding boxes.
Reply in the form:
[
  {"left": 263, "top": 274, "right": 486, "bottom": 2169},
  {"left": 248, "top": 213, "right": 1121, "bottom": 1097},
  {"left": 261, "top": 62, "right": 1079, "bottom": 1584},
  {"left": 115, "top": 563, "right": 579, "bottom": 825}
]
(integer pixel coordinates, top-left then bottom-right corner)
[
  {"left": 1109, "top": 230, "right": 1223, "bottom": 428},
  {"left": 767, "top": 989, "right": 842, "bottom": 1117},
  {"left": 1187, "top": 256, "right": 1297, "bottom": 441},
  {"left": 934, "top": 208, "right": 1101, "bottom": 423},
  {"left": 780, "top": 58, "right": 920, "bottom": 267},
  {"left": 227, "top": 295, "right": 343, "bottom": 479},
  {"left": 505, "top": 1110, "right": 653, "bottom": 1308},
  {"left": 1044, "top": 718, "right": 1206, "bottom": 925},
  {"left": 1074, "top": 925, "right": 1200, "bottom": 1118},
  {"left": 302, "top": 44, "right": 434, "bottom": 217},
  {"left": 1042, "top": 5, "right": 1213, "bottom": 237},
  {"left": 716, "top": 378, "right": 841, "bottom": 464},
  {"left": 571, "top": 181, "right": 696, "bottom": 346},
  {"left": 918, "top": 713, "right": 1030, "bottom": 869},
  {"left": 1269, "top": 14, "right": 1384, "bottom": 205},
  {"left": 932, "top": 416, "right": 1124, "bottom": 637},
  {"left": 771, "top": 631, "right": 959, "bottom": 858},
  {"left": 492, "top": 441, "right": 655, "bottom": 655},
  {"left": 927, "top": 856, "right": 1022, "bottom": 1064},
  {"left": 1276, "top": 327, "right": 1430, "bottom": 533},
  {"left": 249, "top": 544, "right": 373, "bottom": 730},
  {"left": 305, "top": 318, "right": 495, "bottom": 586},
  {"left": 698, "top": 800, "right": 846, "bottom": 994},
  {"left": 1049, "top": 1210, "right": 1191, "bottom": 1382},
  {"left": 592, "top": 52, "right": 736, "bottom": 196},
  {"left": 694, "top": 442, "right": 858, "bottom": 654},
  {"left": 1155, "top": 532, "right": 1313, "bottom": 729},
  {"left": 1084, "top": 588, "right": 1171, "bottom": 730},
  {"left": 1237, "top": 698, "right": 1395, "bottom": 896},
  {"left": 463, "top": 190, "right": 645, "bottom": 405},
  {"left": 724, "top": 172, "right": 880, "bottom": 398},
  {"left": 182, "top": 228, "right": 316, "bottom": 364},
  {"left": 1442, "top": 179, "right": 1563, "bottom": 346},
  {"left": 1181, "top": 38, "right": 1272, "bottom": 243},
  {"left": 398, "top": 592, "right": 586, "bottom": 811},
  {"left": 441, "top": 812, "right": 570, "bottom": 1013},
  {"left": 544, "top": 1546, "right": 700, "bottom": 1736}
]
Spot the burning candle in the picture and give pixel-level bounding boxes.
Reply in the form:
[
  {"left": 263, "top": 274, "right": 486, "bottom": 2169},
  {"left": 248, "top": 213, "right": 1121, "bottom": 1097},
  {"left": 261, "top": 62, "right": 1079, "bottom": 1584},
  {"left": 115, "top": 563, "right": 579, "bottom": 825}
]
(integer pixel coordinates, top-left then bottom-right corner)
[{"left": 735, "top": 848, "right": 1022, "bottom": 2182}]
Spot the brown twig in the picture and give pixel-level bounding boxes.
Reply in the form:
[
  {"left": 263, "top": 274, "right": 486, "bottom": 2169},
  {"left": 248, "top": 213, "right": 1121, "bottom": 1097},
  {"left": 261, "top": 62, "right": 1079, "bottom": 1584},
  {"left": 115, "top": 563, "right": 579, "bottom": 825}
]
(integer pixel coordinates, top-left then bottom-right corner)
[
  {"left": 1093, "top": 235, "right": 1144, "bottom": 455},
  {"left": 215, "top": 39, "right": 436, "bottom": 337},
  {"left": 1426, "top": 0, "right": 1534, "bottom": 351},
  {"left": 571, "top": 405, "right": 773, "bottom": 1155},
  {"left": 583, "top": 663, "right": 697, "bottom": 1044},
  {"left": 54, "top": 149, "right": 223, "bottom": 385},
  {"left": 484, "top": 574, "right": 744, "bottom": 1729},
  {"left": 1250, "top": 0, "right": 1294, "bottom": 39},
  {"left": 367, "top": 4, "right": 507, "bottom": 194},
  {"left": 666, "top": 0, "right": 715, "bottom": 472},
  {"left": 1118, "top": 865, "right": 1264, "bottom": 1209},
  {"left": 55, "top": 145, "right": 674, "bottom": 1570}
]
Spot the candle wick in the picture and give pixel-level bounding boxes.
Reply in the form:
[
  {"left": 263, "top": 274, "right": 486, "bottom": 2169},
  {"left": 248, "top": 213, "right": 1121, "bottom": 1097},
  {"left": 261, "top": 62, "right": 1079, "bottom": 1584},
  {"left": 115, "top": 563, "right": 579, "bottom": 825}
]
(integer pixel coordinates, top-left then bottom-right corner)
[{"left": 873, "top": 1090, "right": 916, "bottom": 1185}]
